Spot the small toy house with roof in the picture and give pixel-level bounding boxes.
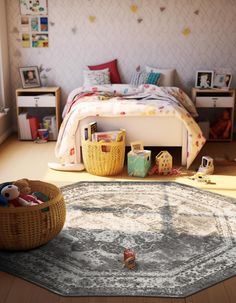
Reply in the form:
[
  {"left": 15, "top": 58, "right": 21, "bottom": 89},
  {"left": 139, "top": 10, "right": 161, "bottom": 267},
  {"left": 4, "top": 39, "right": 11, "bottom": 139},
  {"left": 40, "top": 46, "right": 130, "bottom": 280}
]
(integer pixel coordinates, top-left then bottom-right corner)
[{"left": 155, "top": 151, "right": 172, "bottom": 175}]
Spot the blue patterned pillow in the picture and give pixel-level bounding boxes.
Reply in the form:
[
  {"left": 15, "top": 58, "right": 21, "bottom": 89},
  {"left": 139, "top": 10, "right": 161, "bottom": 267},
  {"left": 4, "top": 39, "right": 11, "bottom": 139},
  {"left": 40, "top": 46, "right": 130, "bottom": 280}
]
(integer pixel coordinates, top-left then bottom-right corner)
[{"left": 146, "top": 72, "right": 161, "bottom": 85}]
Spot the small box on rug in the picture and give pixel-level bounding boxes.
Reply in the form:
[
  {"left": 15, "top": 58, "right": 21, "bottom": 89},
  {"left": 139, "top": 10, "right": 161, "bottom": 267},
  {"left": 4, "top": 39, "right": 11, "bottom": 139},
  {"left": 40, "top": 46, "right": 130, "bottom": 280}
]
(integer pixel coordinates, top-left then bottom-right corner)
[{"left": 127, "top": 150, "right": 151, "bottom": 177}]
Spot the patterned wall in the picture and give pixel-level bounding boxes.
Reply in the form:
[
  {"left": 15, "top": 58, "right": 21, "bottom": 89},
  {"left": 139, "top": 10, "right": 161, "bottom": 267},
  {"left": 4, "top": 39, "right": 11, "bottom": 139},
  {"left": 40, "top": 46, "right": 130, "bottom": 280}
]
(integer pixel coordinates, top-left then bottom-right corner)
[{"left": 6, "top": 0, "right": 236, "bottom": 108}]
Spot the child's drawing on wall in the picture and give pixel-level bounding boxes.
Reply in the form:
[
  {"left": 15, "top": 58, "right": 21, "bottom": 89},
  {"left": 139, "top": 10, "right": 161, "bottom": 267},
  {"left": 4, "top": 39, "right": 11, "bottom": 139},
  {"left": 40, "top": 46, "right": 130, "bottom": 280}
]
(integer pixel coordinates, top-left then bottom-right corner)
[{"left": 20, "top": 0, "right": 48, "bottom": 15}]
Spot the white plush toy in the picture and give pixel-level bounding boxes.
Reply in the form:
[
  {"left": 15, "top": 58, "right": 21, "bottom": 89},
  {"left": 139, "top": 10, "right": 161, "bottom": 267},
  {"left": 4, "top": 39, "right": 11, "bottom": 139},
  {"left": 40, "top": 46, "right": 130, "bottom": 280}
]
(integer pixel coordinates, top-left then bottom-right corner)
[{"left": 1, "top": 185, "right": 38, "bottom": 207}]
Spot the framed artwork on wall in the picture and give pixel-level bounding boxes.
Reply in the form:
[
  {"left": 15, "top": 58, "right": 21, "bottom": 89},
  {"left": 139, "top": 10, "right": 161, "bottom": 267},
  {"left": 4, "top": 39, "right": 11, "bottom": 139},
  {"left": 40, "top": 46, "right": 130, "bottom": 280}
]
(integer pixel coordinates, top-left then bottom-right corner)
[
  {"left": 195, "top": 71, "right": 214, "bottom": 89},
  {"left": 19, "top": 66, "right": 41, "bottom": 88},
  {"left": 19, "top": 0, "right": 48, "bottom": 15}
]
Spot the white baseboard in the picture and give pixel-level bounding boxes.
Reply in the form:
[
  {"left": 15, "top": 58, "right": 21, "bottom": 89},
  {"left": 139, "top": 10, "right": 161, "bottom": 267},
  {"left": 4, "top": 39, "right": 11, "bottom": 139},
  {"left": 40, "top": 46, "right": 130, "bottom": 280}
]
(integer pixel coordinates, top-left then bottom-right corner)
[{"left": 0, "top": 127, "right": 13, "bottom": 144}]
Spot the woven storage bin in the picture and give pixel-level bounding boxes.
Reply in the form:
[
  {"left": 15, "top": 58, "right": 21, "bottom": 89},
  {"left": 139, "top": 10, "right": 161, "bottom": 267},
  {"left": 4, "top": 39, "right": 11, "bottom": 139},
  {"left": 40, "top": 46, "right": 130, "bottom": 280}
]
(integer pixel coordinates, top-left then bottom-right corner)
[
  {"left": 0, "top": 180, "right": 66, "bottom": 251},
  {"left": 82, "top": 137, "right": 125, "bottom": 176}
]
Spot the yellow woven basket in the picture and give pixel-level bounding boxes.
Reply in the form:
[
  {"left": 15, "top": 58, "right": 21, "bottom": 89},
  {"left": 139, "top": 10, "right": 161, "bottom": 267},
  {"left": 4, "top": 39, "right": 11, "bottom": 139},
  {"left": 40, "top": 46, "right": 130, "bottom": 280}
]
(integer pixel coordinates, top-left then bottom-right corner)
[
  {"left": 0, "top": 180, "right": 66, "bottom": 251},
  {"left": 82, "top": 137, "right": 125, "bottom": 176}
]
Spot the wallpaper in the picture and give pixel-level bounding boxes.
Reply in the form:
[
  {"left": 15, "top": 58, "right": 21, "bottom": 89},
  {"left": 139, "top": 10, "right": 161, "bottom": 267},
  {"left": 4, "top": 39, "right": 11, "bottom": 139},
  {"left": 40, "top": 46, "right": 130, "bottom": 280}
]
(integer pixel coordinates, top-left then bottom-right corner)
[{"left": 6, "top": 0, "right": 236, "bottom": 108}]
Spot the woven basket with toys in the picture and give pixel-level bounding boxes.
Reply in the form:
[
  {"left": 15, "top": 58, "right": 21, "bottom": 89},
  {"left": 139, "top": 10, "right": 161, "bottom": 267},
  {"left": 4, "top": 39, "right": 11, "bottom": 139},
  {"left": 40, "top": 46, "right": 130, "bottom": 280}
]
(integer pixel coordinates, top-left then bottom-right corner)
[{"left": 0, "top": 179, "right": 66, "bottom": 251}]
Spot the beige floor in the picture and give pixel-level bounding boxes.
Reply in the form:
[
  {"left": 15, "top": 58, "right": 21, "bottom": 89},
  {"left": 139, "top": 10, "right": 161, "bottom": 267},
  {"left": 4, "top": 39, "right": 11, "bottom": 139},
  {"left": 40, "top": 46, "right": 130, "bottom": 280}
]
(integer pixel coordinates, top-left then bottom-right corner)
[
  {"left": 1, "top": 135, "right": 236, "bottom": 303},
  {"left": 0, "top": 134, "right": 236, "bottom": 198}
]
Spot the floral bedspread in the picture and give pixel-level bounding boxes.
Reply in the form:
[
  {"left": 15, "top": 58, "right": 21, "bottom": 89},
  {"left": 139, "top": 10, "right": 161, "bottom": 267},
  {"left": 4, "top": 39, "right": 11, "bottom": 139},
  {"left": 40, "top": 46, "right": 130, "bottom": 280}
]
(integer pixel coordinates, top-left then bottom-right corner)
[{"left": 55, "top": 84, "right": 205, "bottom": 168}]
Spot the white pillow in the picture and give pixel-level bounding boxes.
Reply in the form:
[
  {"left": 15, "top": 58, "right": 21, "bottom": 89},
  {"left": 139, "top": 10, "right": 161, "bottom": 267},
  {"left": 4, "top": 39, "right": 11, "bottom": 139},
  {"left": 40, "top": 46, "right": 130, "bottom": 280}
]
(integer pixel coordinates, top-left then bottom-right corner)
[
  {"left": 83, "top": 68, "right": 111, "bottom": 86},
  {"left": 145, "top": 66, "right": 175, "bottom": 86}
]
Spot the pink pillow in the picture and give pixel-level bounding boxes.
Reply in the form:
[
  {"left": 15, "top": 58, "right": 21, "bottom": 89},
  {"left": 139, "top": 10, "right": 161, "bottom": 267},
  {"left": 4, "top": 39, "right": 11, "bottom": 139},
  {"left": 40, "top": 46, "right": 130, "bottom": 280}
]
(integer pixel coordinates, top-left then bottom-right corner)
[{"left": 88, "top": 59, "right": 122, "bottom": 84}]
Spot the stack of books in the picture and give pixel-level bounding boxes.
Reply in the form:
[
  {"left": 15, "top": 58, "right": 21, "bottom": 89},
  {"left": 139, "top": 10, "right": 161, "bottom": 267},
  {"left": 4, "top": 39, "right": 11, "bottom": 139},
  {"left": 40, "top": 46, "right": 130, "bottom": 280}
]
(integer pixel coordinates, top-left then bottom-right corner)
[
  {"left": 83, "top": 121, "right": 125, "bottom": 142},
  {"left": 18, "top": 112, "right": 39, "bottom": 140}
]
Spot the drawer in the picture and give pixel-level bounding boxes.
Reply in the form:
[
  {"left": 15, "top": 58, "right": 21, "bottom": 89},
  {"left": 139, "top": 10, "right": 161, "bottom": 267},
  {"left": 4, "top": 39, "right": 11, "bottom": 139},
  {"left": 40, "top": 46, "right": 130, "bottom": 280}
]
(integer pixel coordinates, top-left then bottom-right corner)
[
  {"left": 17, "top": 96, "right": 56, "bottom": 107},
  {"left": 196, "top": 96, "right": 234, "bottom": 108}
]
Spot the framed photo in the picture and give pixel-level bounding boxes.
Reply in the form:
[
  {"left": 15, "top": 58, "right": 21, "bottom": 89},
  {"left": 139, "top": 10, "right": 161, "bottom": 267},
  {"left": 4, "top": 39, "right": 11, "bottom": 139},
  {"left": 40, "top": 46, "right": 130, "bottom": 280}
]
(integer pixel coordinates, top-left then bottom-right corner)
[
  {"left": 195, "top": 71, "right": 214, "bottom": 89},
  {"left": 19, "top": 66, "right": 41, "bottom": 88},
  {"left": 213, "top": 73, "right": 232, "bottom": 90},
  {"left": 224, "top": 73, "right": 232, "bottom": 89},
  {"left": 213, "top": 73, "right": 226, "bottom": 88}
]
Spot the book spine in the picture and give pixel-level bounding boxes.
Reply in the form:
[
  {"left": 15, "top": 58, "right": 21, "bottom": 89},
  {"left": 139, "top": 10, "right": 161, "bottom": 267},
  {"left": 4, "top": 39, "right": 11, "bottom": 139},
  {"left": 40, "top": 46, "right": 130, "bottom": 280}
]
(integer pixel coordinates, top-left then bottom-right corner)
[
  {"left": 29, "top": 117, "right": 39, "bottom": 140},
  {"left": 84, "top": 127, "right": 88, "bottom": 140},
  {"left": 88, "top": 121, "right": 97, "bottom": 141}
]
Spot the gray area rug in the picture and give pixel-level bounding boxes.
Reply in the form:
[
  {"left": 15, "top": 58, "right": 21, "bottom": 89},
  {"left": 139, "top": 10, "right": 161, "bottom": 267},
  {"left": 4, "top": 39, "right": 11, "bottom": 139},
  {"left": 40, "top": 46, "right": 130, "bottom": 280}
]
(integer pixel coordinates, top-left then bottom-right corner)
[{"left": 1, "top": 181, "right": 236, "bottom": 297}]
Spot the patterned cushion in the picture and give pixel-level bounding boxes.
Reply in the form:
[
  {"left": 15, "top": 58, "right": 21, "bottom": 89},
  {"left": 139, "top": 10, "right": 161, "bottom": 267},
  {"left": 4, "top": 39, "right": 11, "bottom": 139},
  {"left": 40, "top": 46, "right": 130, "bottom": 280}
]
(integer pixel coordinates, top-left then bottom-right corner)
[
  {"left": 83, "top": 68, "right": 111, "bottom": 86},
  {"left": 130, "top": 71, "right": 161, "bottom": 86},
  {"left": 88, "top": 59, "right": 122, "bottom": 84},
  {"left": 146, "top": 72, "right": 161, "bottom": 85},
  {"left": 145, "top": 66, "right": 175, "bottom": 86},
  {"left": 130, "top": 72, "right": 149, "bottom": 86}
]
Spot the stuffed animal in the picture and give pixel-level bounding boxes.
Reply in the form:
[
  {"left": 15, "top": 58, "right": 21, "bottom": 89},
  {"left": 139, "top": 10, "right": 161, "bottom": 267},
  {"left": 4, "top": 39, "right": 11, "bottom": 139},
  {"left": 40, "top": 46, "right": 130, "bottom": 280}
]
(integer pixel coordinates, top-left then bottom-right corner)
[
  {"left": 0, "top": 182, "right": 12, "bottom": 207},
  {"left": 20, "top": 193, "right": 43, "bottom": 205},
  {"left": 0, "top": 195, "right": 8, "bottom": 207},
  {"left": 13, "top": 178, "right": 31, "bottom": 195},
  {"left": 1, "top": 185, "right": 40, "bottom": 207},
  {"left": 13, "top": 179, "right": 45, "bottom": 204}
]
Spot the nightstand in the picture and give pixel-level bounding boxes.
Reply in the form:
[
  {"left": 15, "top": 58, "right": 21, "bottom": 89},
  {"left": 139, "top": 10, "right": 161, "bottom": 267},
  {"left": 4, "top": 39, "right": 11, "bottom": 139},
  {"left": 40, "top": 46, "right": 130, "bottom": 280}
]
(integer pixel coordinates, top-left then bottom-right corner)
[
  {"left": 192, "top": 88, "right": 235, "bottom": 141},
  {"left": 15, "top": 87, "right": 61, "bottom": 140}
]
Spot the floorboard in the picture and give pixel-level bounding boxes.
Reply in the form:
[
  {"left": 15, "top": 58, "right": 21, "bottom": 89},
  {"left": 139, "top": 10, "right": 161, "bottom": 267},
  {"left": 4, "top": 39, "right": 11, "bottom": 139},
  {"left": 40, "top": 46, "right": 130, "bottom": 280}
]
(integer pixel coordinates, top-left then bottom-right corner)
[{"left": 0, "top": 272, "right": 14, "bottom": 303}]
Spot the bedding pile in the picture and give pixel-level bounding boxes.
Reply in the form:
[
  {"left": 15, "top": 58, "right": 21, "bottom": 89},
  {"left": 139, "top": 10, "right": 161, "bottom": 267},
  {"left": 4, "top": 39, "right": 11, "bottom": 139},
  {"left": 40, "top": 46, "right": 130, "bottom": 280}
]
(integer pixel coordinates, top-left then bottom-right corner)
[{"left": 55, "top": 84, "right": 205, "bottom": 169}]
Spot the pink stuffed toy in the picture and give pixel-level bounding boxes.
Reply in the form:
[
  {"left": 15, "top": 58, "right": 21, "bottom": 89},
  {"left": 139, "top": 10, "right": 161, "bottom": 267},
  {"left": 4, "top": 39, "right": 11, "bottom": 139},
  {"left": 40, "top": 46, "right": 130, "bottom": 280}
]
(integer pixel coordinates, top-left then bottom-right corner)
[{"left": 20, "top": 194, "right": 43, "bottom": 205}]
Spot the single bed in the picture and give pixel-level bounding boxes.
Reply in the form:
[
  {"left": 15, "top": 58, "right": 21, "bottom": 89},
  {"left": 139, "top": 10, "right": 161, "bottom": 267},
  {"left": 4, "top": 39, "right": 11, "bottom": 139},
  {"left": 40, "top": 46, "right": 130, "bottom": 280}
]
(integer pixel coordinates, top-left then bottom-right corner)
[{"left": 54, "top": 84, "right": 205, "bottom": 170}]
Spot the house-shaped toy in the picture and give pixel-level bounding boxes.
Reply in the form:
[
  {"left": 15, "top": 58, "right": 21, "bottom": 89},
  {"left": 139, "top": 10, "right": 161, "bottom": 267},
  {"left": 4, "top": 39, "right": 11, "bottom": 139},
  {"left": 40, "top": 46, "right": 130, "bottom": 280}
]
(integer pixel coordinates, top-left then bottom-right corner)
[{"left": 155, "top": 151, "right": 172, "bottom": 175}]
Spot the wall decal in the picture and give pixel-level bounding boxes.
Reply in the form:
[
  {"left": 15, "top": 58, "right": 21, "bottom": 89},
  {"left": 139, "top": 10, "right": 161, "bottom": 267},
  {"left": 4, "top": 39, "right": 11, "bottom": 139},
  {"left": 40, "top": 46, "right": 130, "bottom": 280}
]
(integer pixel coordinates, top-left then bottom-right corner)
[
  {"left": 12, "top": 27, "right": 20, "bottom": 34},
  {"left": 71, "top": 26, "right": 77, "bottom": 34},
  {"left": 130, "top": 4, "right": 138, "bottom": 13},
  {"left": 137, "top": 17, "right": 143, "bottom": 23},
  {"left": 182, "top": 27, "right": 191, "bottom": 37},
  {"left": 14, "top": 50, "right": 22, "bottom": 57},
  {"left": 19, "top": 0, "right": 48, "bottom": 15},
  {"left": 160, "top": 7, "right": 166, "bottom": 12},
  {"left": 88, "top": 15, "right": 96, "bottom": 23}
]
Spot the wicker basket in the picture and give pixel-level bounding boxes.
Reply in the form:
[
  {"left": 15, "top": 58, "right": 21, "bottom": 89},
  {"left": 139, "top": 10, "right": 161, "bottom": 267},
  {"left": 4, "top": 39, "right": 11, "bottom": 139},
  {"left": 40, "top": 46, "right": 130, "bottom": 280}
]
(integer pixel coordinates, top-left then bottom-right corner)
[
  {"left": 82, "top": 137, "right": 125, "bottom": 176},
  {"left": 0, "top": 180, "right": 66, "bottom": 251}
]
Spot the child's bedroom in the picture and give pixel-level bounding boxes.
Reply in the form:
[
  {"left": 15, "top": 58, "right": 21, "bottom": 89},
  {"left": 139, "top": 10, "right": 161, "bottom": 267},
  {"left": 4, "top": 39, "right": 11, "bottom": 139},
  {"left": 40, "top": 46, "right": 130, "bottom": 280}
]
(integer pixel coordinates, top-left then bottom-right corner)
[{"left": 1, "top": 0, "right": 236, "bottom": 302}]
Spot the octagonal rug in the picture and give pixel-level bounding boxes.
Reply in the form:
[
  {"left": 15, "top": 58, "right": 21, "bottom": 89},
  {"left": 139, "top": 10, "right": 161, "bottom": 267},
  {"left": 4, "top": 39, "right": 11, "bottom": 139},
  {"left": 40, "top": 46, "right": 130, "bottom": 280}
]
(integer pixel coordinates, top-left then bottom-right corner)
[{"left": 1, "top": 181, "right": 236, "bottom": 297}]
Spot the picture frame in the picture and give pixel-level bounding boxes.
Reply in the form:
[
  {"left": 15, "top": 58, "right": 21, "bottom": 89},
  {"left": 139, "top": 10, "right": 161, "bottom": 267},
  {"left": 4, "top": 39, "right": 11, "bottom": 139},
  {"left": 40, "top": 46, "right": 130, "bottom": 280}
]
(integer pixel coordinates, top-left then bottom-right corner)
[
  {"left": 213, "top": 73, "right": 232, "bottom": 90},
  {"left": 213, "top": 73, "right": 226, "bottom": 88},
  {"left": 223, "top": 73, "right": 232, "bottom": 89},
  {"left": 19, "top": 66, "right": 41, "bottom": 88},
  {"left": 195, "top": 71, "right": 214, "bottom": 89}
]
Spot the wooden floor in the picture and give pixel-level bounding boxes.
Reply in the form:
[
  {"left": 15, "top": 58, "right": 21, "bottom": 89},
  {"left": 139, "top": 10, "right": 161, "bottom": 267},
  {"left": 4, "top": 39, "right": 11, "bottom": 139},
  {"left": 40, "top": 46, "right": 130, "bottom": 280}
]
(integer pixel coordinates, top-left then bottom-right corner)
[{"left": 1, "top": 135, "right": 236, "bottom": 303}]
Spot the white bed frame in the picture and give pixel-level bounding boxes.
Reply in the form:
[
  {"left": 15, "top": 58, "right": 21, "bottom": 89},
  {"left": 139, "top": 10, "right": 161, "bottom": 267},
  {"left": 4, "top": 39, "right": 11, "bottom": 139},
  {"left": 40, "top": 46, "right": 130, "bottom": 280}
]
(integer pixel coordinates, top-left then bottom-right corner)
[{"left": 76, "top": 116, "right": 188, "bottom": 166}]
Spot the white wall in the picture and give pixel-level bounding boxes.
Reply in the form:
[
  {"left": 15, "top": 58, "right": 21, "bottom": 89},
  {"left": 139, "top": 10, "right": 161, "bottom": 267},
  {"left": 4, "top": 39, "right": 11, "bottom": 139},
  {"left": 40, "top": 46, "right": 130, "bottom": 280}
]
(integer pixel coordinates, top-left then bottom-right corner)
[
  {"left": 0, "top": 0, "right": 11, "bottom": 142},
  {"left": 5, "top": 0, "right": 236, "bottom": 112}
]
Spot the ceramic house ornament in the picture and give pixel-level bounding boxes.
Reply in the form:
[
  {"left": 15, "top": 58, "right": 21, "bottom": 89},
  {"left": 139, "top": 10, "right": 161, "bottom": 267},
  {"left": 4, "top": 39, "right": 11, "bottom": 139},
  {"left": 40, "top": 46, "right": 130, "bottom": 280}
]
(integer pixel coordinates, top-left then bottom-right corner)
[{"left": 155, "top": 151, "right": 173, "bottom": 175}]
